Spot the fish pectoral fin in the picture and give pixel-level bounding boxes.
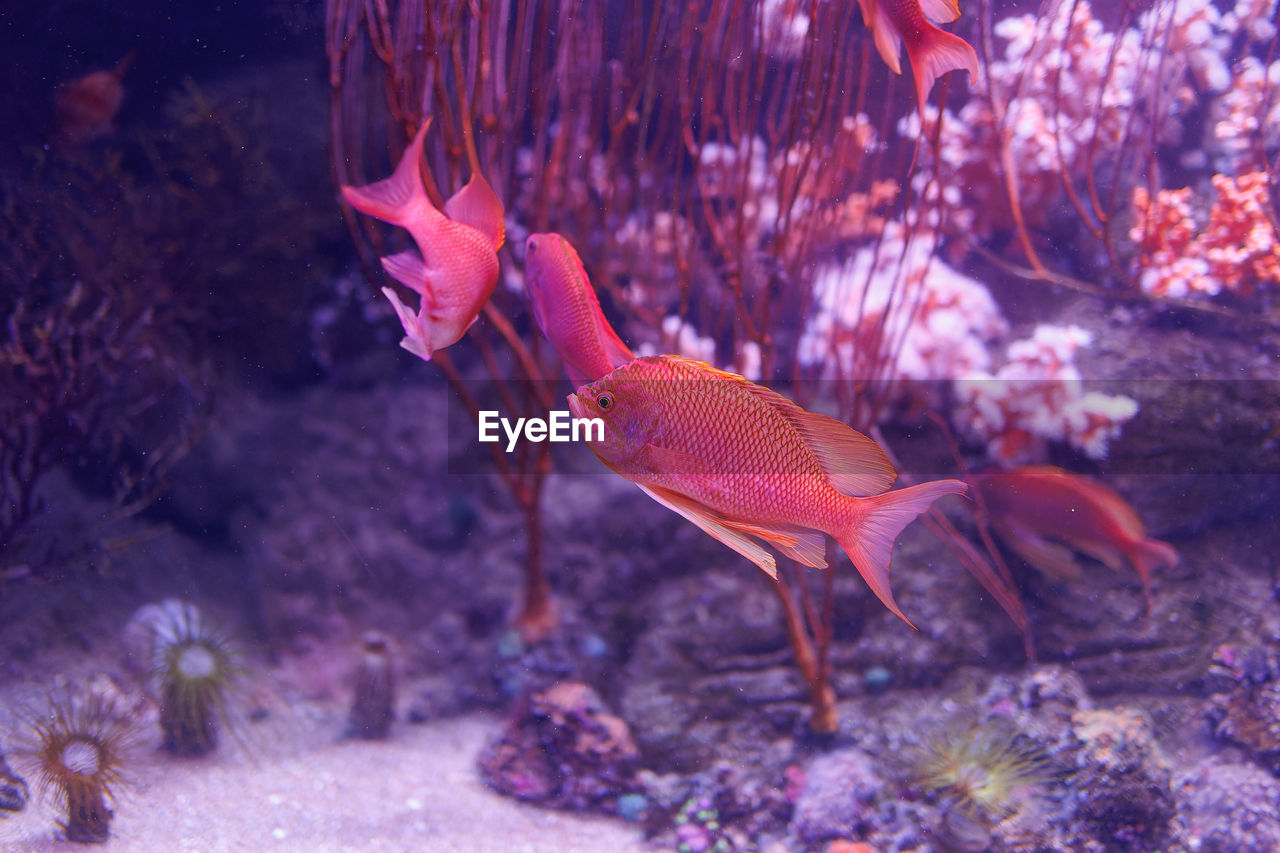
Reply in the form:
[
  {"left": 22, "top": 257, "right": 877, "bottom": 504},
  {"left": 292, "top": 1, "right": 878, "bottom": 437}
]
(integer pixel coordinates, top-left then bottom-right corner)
[
  {"left": 720, "top": 519, "right": 828, "bottom": 569},
  {"left": 381, "top": 251, "right": 434, "bottom": 303},
  {"left": 643, "top": 442, "right": 706, "bottom": 479},
  {"left": 444, "top": 173, "right": 506, "bottom": 251},
  {"left": 998, "top": 519, "right": 1083, "bottom": 582},
  {"left": 638, "top": 484, "right": 777, "bottom": 579},
  {"left": 1068, "top": 536, "right": 1126, "bottom": 572}
]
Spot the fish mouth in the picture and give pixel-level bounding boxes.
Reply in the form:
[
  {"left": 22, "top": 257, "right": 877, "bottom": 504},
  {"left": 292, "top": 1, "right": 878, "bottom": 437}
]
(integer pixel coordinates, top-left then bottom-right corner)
[{"left": 566, "top": 393, "right": 588, "bottom": 420}]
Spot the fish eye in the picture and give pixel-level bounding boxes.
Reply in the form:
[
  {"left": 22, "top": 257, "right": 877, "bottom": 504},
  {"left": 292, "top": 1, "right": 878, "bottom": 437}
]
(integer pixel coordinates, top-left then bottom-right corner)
[{"left": 597, "top": 393, "right": 614, "bottom": 410}]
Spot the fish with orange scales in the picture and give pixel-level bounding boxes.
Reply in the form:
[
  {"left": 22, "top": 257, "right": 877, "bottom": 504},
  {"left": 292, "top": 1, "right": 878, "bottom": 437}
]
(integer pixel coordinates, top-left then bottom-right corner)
[{"left": 968, "top": 465, "right": 1179, "bottom": 615}]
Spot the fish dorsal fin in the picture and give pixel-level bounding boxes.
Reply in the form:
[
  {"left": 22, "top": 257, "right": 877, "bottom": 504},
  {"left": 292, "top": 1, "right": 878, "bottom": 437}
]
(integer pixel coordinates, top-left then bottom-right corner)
[
  {"left": 921, "top": 0, "right": 961, "bottom": 23},
  {"left": 444, "top": 173, "right": 506, "bottom": 251},
  {"left": 638, "top": 484, "right": 778, "bottom": 578},
  {"left": 597, "top": 315, "right": 635, "bottom": 370},
  {"left": 659, "top": 356, "right": 897, "bottom": 496},
  {"left": 790, "top": 410, "right": 897, "bottom": 497},
  {"left": 721, "top": 519, "right": 828, "bottom": 569}
]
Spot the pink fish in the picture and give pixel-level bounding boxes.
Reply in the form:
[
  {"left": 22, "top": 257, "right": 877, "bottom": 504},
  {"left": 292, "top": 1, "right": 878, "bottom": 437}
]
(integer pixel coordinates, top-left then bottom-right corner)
[
  {"left": 568, "top": 355, "right": 968, "bottom": 626},
  {"left": 53, "top": 52, "right": 134, "bottom": 148},
  {"left": 970, "top": 466, "right": 1179, "bottom": 612},
  {"left": 341, "top": 120, "right": 506, "bottom": 362},
  {"left": 525, "top": 233, "right": 634, "bottom": 388},
  {"left": 857, "top": 0, "right": 979, "bottom": 118}
]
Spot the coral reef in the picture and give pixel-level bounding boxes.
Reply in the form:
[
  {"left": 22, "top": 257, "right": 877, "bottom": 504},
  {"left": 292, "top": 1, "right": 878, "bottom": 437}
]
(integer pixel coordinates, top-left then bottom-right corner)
[
  {"left": 955, "top": 325, "right": 1139, "bottom": 464},
  {"left": 478, "top": 681, "right": 642, "bottom": 813},
  {"left": 1211, "top": 678, "right": 1280, "bottom": 774},
  {"left": 1132, "top": 171, "right": 1280, "bottom": 298},
  {"left": 798, "top": 224, "right": 1008, "bottom": 385},
  {"left": 1174, "top": 759, "right": 1280, "bottom": 851},
  {"left": 1069, "top": 708, "right": 1175, "bottom": 851},
  {"left": 787, "top": 748, "right": 884, "bottom": 845}
]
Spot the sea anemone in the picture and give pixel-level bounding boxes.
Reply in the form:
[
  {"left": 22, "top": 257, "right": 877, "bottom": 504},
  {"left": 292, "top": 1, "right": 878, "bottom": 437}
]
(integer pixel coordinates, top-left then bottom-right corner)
[
  {"left": 917, "top": 724, "right": 1050, "bottom": 822},
  {"left": 15, "top": 681, "right": 137, "bottom": 843},
  {"left": 0, "top": 747, "right": 28, "bottom": 815},
  {"left": 347, "top": 630, "right": 397, "bottom": 739},
  {"left": 146, "top": 600, "right": 241, "bottom": 757}
]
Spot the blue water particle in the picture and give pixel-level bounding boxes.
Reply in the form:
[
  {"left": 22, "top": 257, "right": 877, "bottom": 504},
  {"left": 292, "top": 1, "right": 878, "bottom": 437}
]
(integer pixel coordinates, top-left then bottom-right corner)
[
  {"left": 579, "top": 633, "right": 609, "bottom": 659},
  {"left": 496, "top": 629, "right": 524, "bottom": 659},
  {"left": 616, "top": 792, "right": 648, "bottom": 821},
  {"left": 864, "top": 665, "right": 892, "bottom": 691}
]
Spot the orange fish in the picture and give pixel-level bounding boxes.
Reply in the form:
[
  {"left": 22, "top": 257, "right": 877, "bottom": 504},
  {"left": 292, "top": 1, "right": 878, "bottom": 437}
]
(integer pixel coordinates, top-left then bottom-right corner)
[
  {"left": 857, "top": 0, "right": 978, "bottom": 117},
  {"left": 53, "top": 52, "right": 134, "bottom": 148},
  {"left": 525, "top": 233, "right": 634, "bottom": 388},
  {"left": 341, "top": 119, "right": 505, "bottom": 362},
  {"left": 970, "top": 466, "right": 1178, "bottom": 611},
  {"left": 567, "top": 355, "right": 967, "bottom": 626}
]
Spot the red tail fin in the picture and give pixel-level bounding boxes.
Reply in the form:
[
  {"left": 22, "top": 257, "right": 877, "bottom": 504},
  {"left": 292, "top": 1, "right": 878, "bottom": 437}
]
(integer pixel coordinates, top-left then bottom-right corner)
[
  {"left": 341, "top": 119, "right": 435, "bottom": 226},
  {"left": 835, "top": 479, "right": 968, "bottom": 628},
  {"left": 905, "top": 24, "right": 979, "bottom": 116}
]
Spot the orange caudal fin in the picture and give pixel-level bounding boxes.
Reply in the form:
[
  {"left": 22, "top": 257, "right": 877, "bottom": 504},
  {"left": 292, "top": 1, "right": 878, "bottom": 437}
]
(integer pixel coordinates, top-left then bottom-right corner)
[
  {"left": 836, "top": 479, "right": 968, "bottom": 628},
  {"left": 904, "top": 21, "right": 979, "bottom": 116},
  {"left": 341, "top": 119, "right": 435, "bottom": 226}
]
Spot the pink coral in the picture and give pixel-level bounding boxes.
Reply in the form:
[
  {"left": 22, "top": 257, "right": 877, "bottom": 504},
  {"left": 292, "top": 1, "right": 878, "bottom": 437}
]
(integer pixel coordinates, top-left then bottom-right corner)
[
  {"left": 954, "top": 325, "right": 1138, "bottom": 465},
  {"left": 1131, "top": 171, "right": 1280, "bottom": 297},
  {"left": 798, "top": 225, "right": 1007, "bottom": 383}
]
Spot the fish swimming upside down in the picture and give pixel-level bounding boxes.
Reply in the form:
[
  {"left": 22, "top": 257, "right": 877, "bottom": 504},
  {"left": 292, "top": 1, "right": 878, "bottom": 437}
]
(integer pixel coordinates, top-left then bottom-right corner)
[
  {"left": 341, "top": 119, "right": 506, "bottom": 362},
  {"left": 568, "top": 355, "right": 967, "bottom": 626}
]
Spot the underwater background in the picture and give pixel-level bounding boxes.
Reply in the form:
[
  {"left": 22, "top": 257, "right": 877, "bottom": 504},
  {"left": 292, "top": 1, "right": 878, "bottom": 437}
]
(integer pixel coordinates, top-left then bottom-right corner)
[{"left": 2, "top": 0, "right": 1280, "bottom": 850}]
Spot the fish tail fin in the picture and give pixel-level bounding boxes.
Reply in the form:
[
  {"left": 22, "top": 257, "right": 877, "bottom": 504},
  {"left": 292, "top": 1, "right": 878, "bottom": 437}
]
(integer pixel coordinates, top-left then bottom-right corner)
[
  {"left": 835, "top": 479, "right": 968, "bottom": 629},
  {"left": 905, "top": 24, "right": 979, "bottom": 114},
  {"left": 1128, "top": 538, "right": 1179, "bottom": 615},
  {"left": 341, "top": 119, "right": 436, "bottom": 226}
]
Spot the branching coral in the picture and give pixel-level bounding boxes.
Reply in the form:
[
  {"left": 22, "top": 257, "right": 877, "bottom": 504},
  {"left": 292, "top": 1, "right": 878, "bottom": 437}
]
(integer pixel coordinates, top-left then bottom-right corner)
[
  {"left": 798, "top": 224, "right": 1007, "bottom": 389},
  {"left": 902, "top": 0, "right": 1279, "bottom": 295},
  {"left": 1131, "top": 171, "right": 1280, "bottom": 298}
]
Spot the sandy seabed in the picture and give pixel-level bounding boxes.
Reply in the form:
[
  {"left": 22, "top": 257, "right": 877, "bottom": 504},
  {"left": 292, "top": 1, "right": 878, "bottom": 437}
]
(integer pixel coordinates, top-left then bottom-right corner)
[{"left": 0, "top": 712, "right": 650, "bottom": 852}]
